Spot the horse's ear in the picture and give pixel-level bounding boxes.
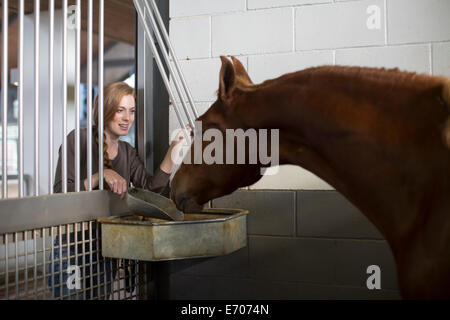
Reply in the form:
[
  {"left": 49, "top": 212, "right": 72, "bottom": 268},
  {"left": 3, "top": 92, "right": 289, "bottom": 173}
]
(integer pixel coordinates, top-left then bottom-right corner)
[
  {"left": 231, "top": 56, "right": 253, "bottom": 86},
  {"left": 219, "top": 56, "right": 235, "bottom": 102}
]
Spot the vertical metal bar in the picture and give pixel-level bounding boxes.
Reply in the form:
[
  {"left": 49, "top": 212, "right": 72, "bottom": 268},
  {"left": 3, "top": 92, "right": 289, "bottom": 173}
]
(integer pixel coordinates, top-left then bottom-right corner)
[
  {"left": 117, "top": 260, "right": 120, "bottom": 300},
  {"left": 136, "top": 262, "right": 140, "bottom": 300},
  {"left": 42, "top": 227, "right": 46, "bottom": 300},
  {"left": 62, "top": 0, "right": 68, "bottom": 194},
  {"left": 2, "top": 0, "right": 8, "bottom": 198},
  {"left": 82, "top": 222, "right": 86, "bottom": 300},
  {"left": 33, "top": 230, "right": 37, "bottom": 299},
  {"left": 143, "top": 0, "right": 196, "bottom": 127},
  {"left": 148, "top": 0, "right": 199, "bottom": 119},
  {"left": 89, "top": 221, "right": 93, "bottom": 299},
  {"left": 133, "top": 0, "right": 190, "bottom": 143},
  {"left": 18, "top": 0, "right": 24, "bottom": 197},
  {"left": 34, "top": 0, "right": 40, "bottom": 196},
  {"left": 98, "top": 0, "right": 104, "bottom": 190},
  {"left": 24, "top": 231, "right": 28, "bottom": 297},
  {"left": 4, "top": 234, "right": 8, "bottom": 298},
  {"left": 87, "top": 0, "right": 93, "bottom": 191},
  {"left": 14, "top": 232, "right": 18, "bottom": 299},
  {"left": 64, "top": 224, "right": 69, "bottom": 300},
  {"left": 75, "top": 0, "right": 81, "bottom": 192},
  {"left": 58, "top": 226, "right": 62, "bottom": 300},
  {"left": 95, "top": 223, "right": 101, "bottom": 299},
  {"left": 51, "top": 226, "right": 55, "bottom": 298},
  {"left": 73, "top": 223, "right": 77, "bottom": 299},
  {"left": 49, "top": 0, "right": 55, "bottom": 194},
  {"left": 67, "top": 224, "right": 71, "bottom": 299}
]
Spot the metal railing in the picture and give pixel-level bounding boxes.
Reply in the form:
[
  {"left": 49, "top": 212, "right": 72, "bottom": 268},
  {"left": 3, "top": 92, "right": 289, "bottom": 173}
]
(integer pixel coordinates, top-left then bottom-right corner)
[
  {"left": 0, "top": 222, "right": 147, "bottom": 300},
  {"left": 1, "top": 0, "right": 105, "bottom": 198},
  {"left": 0, "top": 190, "right": 149, "bottom": 300},
  {"left": 133, "top": 0, "right": 198, "bottom": 142}
]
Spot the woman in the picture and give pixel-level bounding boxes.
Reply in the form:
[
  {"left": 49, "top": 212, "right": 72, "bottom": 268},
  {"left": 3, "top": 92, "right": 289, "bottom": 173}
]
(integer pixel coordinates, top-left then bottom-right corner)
[
  {"left": 54, "top": 81, "right": 186, "bottom": 195},
  {"left": 49, "top": 82, "right": 188, "bottom": 299}
]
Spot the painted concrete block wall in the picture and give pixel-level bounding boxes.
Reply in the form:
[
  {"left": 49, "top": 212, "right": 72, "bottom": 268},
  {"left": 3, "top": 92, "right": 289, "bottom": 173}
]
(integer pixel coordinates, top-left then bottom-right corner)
[
  {"left": 169, "top": 0, "right": 450, "bottom": 190},
  {"left": 168, "top": 190, "right": 401, "bottom": 299}
]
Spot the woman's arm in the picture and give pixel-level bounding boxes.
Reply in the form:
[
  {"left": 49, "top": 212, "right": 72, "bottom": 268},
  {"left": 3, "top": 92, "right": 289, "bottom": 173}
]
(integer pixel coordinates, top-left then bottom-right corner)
[
  {"left": 83, "top": 170, "right": 128, "bottom": 199},
  {"left": 129, "top": 146, "right": 171, "bottom": 193},
  {"left": 83, "top": 172, "right": 99, "bottom": 191},
  {"left": 129, "top": 126, "right": 190, "bottom": 192}
]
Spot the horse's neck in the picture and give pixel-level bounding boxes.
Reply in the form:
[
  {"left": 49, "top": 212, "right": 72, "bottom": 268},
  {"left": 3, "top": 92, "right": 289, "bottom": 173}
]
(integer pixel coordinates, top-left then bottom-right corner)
[{"left": 244, "top": 70, "right": 450, "bottom": 250}]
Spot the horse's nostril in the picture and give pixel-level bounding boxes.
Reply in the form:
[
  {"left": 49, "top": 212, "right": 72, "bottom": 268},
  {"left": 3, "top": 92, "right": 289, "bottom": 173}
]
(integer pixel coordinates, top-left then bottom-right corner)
[
  {"left": 178, "top": 196, "right": 187, "bottom": 212},
  {"left": 173, "top": 192, "right": 187, "bottom": 212}
]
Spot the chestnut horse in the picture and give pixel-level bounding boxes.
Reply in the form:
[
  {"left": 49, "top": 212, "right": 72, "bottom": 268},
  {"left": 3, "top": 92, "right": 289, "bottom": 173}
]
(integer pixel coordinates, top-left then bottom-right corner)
[{"left": 170, "top": 56, "right": 450, "bottom": 299}]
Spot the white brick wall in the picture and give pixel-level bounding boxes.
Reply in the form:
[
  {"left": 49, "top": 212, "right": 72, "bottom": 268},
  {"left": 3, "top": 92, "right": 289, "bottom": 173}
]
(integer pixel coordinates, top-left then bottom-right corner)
[
  {"left": 433, "top": 43, "right": 450, "bottom": 77},
  {"left": 387, "top": 0, "right": 450, "bottom": 45},
  {"left": 169, "top": 0, "right": 450, "bottom": 190},
  {"left": 296, "top": 0, "right": 385, "bottom": 50},
  {"left": 248, "top": 51, "right": 333, "bottom": 83},
  {"left": 212, "top": 8, "right": 294, "bottom": 56}
]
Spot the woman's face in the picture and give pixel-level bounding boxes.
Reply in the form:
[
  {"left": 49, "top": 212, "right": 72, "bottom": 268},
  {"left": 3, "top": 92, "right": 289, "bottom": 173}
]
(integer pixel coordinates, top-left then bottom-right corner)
[{"left": 105, "top": 94, "right": 136, "bottom": 138}]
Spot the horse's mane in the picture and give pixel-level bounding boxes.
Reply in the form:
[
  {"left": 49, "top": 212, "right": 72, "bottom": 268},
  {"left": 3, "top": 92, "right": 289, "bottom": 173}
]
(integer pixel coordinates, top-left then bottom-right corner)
[{"left": 255, "top": 65, "right": 450, "bottom": 104}]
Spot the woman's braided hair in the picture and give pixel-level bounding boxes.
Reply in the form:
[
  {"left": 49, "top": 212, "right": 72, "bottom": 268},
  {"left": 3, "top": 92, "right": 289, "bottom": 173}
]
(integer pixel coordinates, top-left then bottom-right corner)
[{"left": 93, "top": 82, "right": 137, "bottom": 171}]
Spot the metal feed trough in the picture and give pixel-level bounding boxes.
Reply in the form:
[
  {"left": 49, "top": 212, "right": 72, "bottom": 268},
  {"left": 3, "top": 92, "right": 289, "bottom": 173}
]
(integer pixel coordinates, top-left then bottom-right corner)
[
  {"left": 99, "top": 209, "right": 248, "bottom": 261},
  {"left": 99, "top": 188, "right": 248, "bottom": 261}
]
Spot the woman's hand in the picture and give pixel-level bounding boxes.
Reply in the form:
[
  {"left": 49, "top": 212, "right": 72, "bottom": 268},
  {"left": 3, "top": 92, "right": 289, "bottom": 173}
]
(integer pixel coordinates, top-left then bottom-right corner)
[
  {"left": 104, "top": 168, "right": 128, "bottom": 199},
  {"left": 171, "top": 124, "right": 192, "bottom": 147},
  {"left": 160, "top": 124, "right": 192, "bottom": 174}
]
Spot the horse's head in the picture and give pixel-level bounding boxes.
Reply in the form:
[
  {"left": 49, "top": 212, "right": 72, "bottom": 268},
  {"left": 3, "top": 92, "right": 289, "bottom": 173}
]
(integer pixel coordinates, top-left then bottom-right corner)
[{"left": 170, "top": 56, "right": 267, "bottom": 212}]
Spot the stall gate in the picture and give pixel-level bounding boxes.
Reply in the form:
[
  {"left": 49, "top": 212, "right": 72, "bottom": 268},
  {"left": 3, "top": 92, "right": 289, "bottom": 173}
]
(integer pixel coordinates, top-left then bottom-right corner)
[
  {"left": 0, "top": 222, "right": 146, "bottom": 300},
  {"left": 0, "top": 0, "right": 183, "bottom": 300}
]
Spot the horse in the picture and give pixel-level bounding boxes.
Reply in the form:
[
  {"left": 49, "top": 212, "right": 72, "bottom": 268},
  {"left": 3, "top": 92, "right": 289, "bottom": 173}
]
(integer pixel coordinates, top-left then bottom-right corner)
[{"left": 170, "top": 56, "right": 450, "bottom": 299}]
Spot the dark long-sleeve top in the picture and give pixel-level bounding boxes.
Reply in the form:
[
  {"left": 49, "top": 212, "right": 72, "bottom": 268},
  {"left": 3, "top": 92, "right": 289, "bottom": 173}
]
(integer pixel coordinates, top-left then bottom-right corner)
[{"left": 54, "top": 128, "right": 170, "bottom": 194}]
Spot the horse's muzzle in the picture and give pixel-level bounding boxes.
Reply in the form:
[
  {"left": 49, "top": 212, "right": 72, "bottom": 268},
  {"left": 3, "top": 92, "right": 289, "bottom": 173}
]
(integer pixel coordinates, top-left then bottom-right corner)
[{"left": 171, "top": 190, "right": 203, "bottom": 213}]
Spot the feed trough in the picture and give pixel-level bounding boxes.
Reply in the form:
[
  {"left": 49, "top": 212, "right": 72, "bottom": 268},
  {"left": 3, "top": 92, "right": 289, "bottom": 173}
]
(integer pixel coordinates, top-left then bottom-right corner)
[{"left": 98, "top": 208, "right": 248, "bottom": 261}]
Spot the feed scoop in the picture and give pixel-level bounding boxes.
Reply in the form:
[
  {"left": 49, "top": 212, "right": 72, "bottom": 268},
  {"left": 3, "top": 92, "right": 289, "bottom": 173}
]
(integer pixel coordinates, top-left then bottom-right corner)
[{"left": 126, "top": 187, "right": 184, "bottom": 221}]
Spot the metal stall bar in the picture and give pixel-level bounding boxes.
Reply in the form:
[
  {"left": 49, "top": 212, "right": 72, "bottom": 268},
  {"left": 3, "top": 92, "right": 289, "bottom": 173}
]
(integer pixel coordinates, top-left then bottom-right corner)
[
  {"left": 148, "top": 0, "right": 199, "bottom": 119},
  {"left": 42, "top": 227, "right": 46, "bottom": 299},
  {"left": 33, "top": 230, "right": 37, "bottom": 299},
  {"left": 87, "top": 0, "right": 94, "bottom": 191},
  {"left": 34, "top": 0, "right": 40, "bottom": 196},
  {"left": 62, "top": 0, "right": 68, "bottom": 193},
  {"left": 49, "top": 0, "right": 54, "bottom": 194},
  {"left": 14, "top": 232, "right": 18, "bottom": 298},
  {"left": 18, "top": 0, "right": 24, "bottom": 197},
  {"left": 75, "top": 0, "right": 81, "bottom": 192},
  {"left": 24, "top": 230, "right": 28, "bottom": 297},
  {"left": 89, "top": 221, "right": 93, "bottom": 299},
  {"left": 2, "top": 0, "right": 8, "bottom": 198},
  {"left": 4, "top": 234, "right": 8, "bottom": 298},
  {"left": 98, "top": 0, "right": 104, "bottom": 190},
  {"left": 142, "top": 0, "right": 196, "bottom": 130},
  {"left": 133, "top": 0, "right": 191, "bottom": 144}
]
